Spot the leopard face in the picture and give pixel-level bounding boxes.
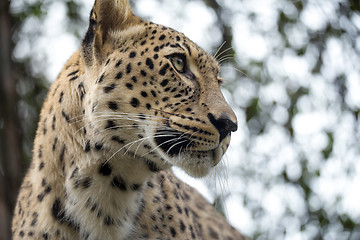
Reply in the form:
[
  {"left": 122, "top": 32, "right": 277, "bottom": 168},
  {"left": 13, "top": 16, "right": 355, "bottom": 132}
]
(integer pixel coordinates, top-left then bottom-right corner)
[{"left": 82, "top": 0, "right": 237, "bottom": 178}]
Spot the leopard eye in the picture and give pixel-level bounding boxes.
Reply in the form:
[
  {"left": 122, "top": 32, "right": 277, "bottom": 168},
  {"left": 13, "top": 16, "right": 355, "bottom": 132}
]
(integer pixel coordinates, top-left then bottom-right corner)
[{"left": 171, "top": 55, "right": 186, "bottom": 73}]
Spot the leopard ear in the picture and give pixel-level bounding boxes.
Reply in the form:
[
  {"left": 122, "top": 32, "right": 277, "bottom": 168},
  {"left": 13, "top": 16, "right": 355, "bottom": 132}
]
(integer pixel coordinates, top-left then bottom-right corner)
[{"left": 81, "top": 0, "right": 140, "bottom": 67}]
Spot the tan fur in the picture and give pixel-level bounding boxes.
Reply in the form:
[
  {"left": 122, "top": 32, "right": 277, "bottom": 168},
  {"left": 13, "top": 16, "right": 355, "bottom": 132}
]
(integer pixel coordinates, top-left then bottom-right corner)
[{"left": 12, "top": 0, "right": 247, "bottom": 239}]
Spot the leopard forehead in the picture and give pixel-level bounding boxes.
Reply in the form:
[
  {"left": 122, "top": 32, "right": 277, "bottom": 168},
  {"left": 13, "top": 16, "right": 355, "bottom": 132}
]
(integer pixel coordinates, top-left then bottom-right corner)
[{"left": 107, "top": 22, "right": 220, "bottom": 76}]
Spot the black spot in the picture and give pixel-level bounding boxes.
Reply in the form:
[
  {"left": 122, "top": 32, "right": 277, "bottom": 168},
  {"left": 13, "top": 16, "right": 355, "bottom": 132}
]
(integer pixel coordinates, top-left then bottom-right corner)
[
  {"left": 154, "top": 46, "right": 159, "bottom": 52},
  {"left": 68, "top": 70, "right": 79, "bottom": 77},
  {"left": 99, "top": 163, "right": 112, "bottom": 176},
  {"left": 147, "top": 181, "right": 154, "bottom": 188},
  {"left": 141, "top": 91, "right": 148, "bottom": 98},
  {"left": 97, "top": 74, "right": 105, "bottom": 84},
  {"left": 162, "top": 190, "right": 168, "bottom": 200},
  {"left": 62, "top": 110, "right": 70, "bottom": 122},
  {"left": 19, "top": 231, "right": 25, "bottom": 237},
  {"left": 160, "top": 79, "right": 169, "bottom": 87},
  {"left": 130, "top": 184, "right": 142, "bottom": 191},
  {"left": 95, "top": 142, "right": 103, "bottom": 151},
  {"left": 30, "top": 213, "right": 38, "bottom": 227},
  {"left": 146, "top": 104, "right": 151, "bottom": 110},
  {"left": 159, "top": 63, "right": 170, "bottom": 76},
  {"left": 115, "top": 72, "right": 123, "bottom": 79},
  {"left": 162, "top": 97, "right": 169, "bottom": 102},
  {"left": 82, "top": 177, "right": 92, "bottom": 188},
  {"left": 111, "top": 176, "right": 127, "bottom": 191},
  {"left": 141, "top": 40, "right": 147, "bottom": 45},
  {"left": 60, "top": 145, "right": 66, "bottom": 162},
  {"left": 91, "top": 204, "right": 97, "bottom": 212},
  {"left": 52, "top": 116, "right": 56, "bottom": 130},
  {"left": 105, "top": 216, "right": 114, "bottom": 226},
  {"left": 146, "top": 58, "right": 154, "bottom": 69},
  {"left": 130, "top": 98, "right": 140, "bottom": 108},
  {"left": 190, "top": 225, "right": 196, "bottom": 239},
  {"left": 38, "top": 145, "right": 43, "bottom": 158},
  {"left": 42, "top": 232, "right": 49, "bottom": 239},
  {"left": 146, "top": 161, "right": 160, "bottom": 172},
  {"left": 45, "top": 186, "right": 52, "bottom": 193},
  {"left": 115, "top": 59, "right": 122, "bottom": 67},
  {"left": 159, "top": 34, "right": 166, "bottom": 41},
  {"left": 151, "top": 90, "right": 157, "bottom": 97},
  {"left": 129, "top": 51, "right": 136, "bottom": 58},
  {"left": 140, "top": 70, "right": 147, "bottom": 76},
  {"left": 108, "top": 101, "right": 118, "bottom": 111},
  {"left": 154, "top": 54, "right": 159, "bottom": 59},
  {"left": 51, "top": 198, "right": 65, "bottom": 221},
  {"left": 180, "top": 220, "right": 186, "bottom": 232},
  {"left": 111, "top": 136, "right": 125, "bottom": 144},
  {"left": 59, "top": 92, "right": 64, "bottom": 103},
  {"left": 69, "top": 75, "right": 78, "bottom": 81},
  {"left": 184, "top": 43, "right": 192, "bottom": 56},
  {"left": 126, "top": 83, "right": 133, "bottom": 90},
  {"left": 52, "top": 137, "right": 58, "bottom": 151},
  {"left": 131, "top": 76, "right": 137, "bottom": 83},
  {"left": 78, "top": 82, "right": 86, "bottom": 101},
  {"left": 126, "top": 63, "right": 132, "bottom": 74},
  {"left": 39, "top": 162, "right": 45, "bottom": 170},
  {"left": 170, "top": 227, "right": 177, "bottom": 237},
  {"left": 105, "top": 120, "right": 118, "bottom": 130},
  {"left": 84, "top": 140, "right": 91, "bottom": 152},
  {"left": 176, "top": 36, "right": 181, "bottom": 41},
  {"left": 176, "top": 204, "right": 183, "bottom": 214},
  {"left": 37, "top": 193, "right": 45, "bottom": 202},
  {"left": 104, "top": 84, "right": 116, "bottom": 93},
  {"left": 96, "top": 209, "right": 102, "bottom": 218}
]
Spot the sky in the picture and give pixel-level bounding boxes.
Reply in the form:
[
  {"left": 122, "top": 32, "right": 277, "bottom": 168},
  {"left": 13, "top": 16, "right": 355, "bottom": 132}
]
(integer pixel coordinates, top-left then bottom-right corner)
[{"left": 11, "top": 0, "right": 360, "bottom": 239}]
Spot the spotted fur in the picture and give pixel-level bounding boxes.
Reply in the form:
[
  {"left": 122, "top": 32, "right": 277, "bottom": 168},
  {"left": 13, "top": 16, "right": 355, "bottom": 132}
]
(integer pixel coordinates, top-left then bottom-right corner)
[{"left": 12, "top": 0, "right": 246, "bottom": 239}]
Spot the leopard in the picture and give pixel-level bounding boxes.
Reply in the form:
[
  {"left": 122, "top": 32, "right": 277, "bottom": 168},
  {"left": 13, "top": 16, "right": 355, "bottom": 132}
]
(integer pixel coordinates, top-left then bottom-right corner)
[{"left": 11, "top": 0, "right": 248, "bottom": 239}]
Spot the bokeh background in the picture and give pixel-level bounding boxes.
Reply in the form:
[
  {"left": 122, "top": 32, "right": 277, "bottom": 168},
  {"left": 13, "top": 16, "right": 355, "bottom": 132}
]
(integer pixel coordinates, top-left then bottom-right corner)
[{"left": 1, "top": 0, "right": 360, "bottom": 239}]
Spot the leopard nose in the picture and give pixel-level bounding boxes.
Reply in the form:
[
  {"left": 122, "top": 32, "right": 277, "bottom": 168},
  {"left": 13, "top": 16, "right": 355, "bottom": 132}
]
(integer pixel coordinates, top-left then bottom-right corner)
[{"left": 207, "top": 113, "right": 238, "bottom": 142}]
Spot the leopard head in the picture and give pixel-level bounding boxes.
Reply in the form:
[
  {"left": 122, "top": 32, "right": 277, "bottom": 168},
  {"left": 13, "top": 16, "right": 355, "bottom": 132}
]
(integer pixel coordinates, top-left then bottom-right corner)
[{"left": 81, "top": 0, "right": 237, "bottom": 177}]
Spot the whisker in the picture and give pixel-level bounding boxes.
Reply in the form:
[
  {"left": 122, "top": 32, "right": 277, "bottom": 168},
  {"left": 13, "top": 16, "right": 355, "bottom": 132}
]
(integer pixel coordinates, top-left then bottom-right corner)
[
  {"left": 218, "top": 55, "right": 235, "bottom": 64},
  {"left": 166, "top": 140, "right": 190, "bottom": 155},
  {"left": 216, "top": 48, "right": 234, "bottom": 61},
  {"left": 214, "top": 41, "right": 227, "bottom": 60},
  {"left": 142, "top": 131, "right": 190, "bottom": 157},
  {"left": 220, "top": 66, "right": 248, "bottom": 77}
]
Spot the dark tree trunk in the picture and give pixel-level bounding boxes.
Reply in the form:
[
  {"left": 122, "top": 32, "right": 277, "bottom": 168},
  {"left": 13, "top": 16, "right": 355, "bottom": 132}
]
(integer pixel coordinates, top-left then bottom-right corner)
[{"left": 0, "top": 1, "right": 26, "bottom": 239}]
